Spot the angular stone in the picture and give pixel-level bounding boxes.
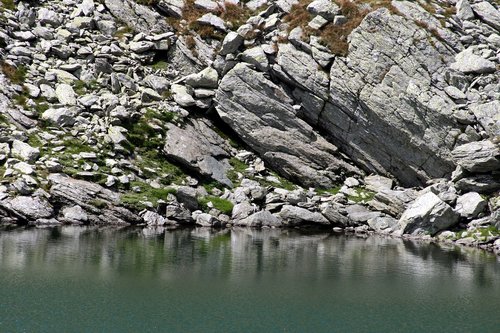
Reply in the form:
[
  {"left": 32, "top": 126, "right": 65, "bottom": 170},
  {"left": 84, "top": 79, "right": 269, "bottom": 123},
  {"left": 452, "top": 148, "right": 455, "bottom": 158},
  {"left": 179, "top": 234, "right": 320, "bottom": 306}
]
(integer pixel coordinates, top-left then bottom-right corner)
[
  {"left": 450, "top": 48, "right": 496, "bottom": 74},
  {"left": 472, "top": 1, "right": 500, "bottom": 31},
  {"left": 451, "top": 140, "right": 500, "bottom": 173},
  {"left": 307, "top": 0, "right": 340, "bottom": 20},
  {"left": 42, "top": 107, "right": 77, "bottom": 127},
  {"left": 11, "top": 141, "right": 39, "bottom": 164},
  {"left": 456, "top": 0, "right": 475, "bottom": 21},
  {"left": 220, "top": 31, "right": 243, "bottom": 55},
  {"left": 279, "top": 205, "right": 329, "bottom": 226},
  {"left": 171, "top": 84, "right": 196, "bottom": 107},
  {"left": 216, "top": 63, "right": 360, "bottom": 188},
  {"left": 164, "top": 119, "right": 232, "bottom": 186},
  {"left": 327, "top": 9, "right": 458, "bottom": 186},
  {"left": 197, "top": 13, "right": 226, "bottom": 31},
  {"left": 184, "top": 67, "right": 218, "bottom": 89},
  {"left": 395, "top": 192, "right": 460, "bottom": 236},
  {"left": 455, "top": 192, "right": 487, "bottom": 219},
  {"left": 236, "top": 210, "right": 283, "bottom": 227}
]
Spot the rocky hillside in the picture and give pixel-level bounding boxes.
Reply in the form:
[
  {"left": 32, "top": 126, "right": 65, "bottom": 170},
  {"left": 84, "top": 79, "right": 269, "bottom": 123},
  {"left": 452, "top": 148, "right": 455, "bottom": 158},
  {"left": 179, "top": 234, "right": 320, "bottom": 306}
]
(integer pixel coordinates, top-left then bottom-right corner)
[{"left": 0, "top": 0, "right": 499, "bottom": 253}]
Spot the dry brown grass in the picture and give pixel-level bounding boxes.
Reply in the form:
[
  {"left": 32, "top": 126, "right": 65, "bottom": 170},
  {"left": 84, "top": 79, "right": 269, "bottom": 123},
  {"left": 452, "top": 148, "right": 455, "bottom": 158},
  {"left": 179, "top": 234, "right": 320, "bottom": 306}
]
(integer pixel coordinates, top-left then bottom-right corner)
[
  {"left": 1, "top": 61, "right": 27, "bottom": 84},
  {"left": 283, "top": 0, "right": 402, "bottom": 56},
  {"left": 166, "top": 0, "right": 257, "bottom": 40}
]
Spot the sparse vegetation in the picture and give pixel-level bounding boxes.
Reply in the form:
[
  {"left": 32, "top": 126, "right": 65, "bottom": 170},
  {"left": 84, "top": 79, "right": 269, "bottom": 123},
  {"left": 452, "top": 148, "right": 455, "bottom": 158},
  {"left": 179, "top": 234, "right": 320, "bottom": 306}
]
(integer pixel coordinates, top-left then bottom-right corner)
[
  {"left": 283, "top": 0, "right": 400, "bottom": 56},
  {"left": 0, "top": 0, "right": 15, "bottom": 10},
  {"left": 72, "top": 79, "right": 100, "bottom": 95},
  {"left": 1, "top": 62, "right": 27, "bottom": 84},
  {"left": 121, "top": 181, "right": 176, "bottom": 211},
  {"left": 198, "top": 195, "right": 234, "bottom": 215}
]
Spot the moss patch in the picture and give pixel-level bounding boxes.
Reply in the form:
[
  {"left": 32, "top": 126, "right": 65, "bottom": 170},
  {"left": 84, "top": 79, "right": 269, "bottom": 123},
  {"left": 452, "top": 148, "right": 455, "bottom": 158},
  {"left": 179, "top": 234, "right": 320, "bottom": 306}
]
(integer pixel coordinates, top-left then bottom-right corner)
[
  {"left": 121, "top": 181, "right": 177, "bottom": 211},
  {"left": 198, "top": 195, "right": 234, "bottom": 215}
]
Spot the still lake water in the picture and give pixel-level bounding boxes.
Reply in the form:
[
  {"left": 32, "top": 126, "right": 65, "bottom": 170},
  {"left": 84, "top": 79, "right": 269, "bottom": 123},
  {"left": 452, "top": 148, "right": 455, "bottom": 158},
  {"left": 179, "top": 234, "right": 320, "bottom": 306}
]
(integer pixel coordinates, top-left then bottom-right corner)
[{"left": 0, "top": 226, "right": 499, "bottom": 332}]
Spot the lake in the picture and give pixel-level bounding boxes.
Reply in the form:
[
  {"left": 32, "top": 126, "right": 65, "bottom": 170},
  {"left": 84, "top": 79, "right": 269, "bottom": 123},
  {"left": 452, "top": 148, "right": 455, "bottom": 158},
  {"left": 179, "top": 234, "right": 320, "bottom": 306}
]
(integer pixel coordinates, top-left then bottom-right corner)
[{"left": 0, "top": 226, "right": 499, "bottom": 332}]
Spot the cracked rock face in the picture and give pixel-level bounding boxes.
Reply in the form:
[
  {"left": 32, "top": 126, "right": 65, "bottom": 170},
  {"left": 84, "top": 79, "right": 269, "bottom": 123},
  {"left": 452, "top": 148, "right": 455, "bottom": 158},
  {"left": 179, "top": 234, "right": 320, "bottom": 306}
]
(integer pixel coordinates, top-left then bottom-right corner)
[
  {"left": 326, "top": 8, "right": 458, "bottom": 186},
  {"left": 216, "top": 63, "right": 361, "bottom": 188}
]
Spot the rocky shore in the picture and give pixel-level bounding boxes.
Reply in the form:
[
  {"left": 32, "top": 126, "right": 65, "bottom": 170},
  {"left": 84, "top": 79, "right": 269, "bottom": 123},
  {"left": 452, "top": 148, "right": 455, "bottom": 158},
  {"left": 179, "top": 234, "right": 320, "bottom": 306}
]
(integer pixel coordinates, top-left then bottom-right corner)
[{"left": 0, "top": 0, "right": 499, "bottom": 254}]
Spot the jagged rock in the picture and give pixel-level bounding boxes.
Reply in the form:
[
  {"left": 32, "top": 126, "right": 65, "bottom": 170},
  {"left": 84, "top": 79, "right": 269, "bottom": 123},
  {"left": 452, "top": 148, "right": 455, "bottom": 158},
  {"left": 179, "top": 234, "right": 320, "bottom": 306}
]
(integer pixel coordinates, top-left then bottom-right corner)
[
  {"left": 38, "top": 8, "right": 61, "bottom": 27},
  {"left": 471, "top": 1, "right": 500, "bottom": 31},
  {"left": 367, "top": 216, "right": 398, "bottom": 233},
  {"left": 0, "top": 196, "right": 54, "bottom": 221},
  {"left": 171, "top": 84, "right": 196, "bottom": 107},
  {"left": 157, "top": 0, "right": 185, "bottom": 18},
  {"left": 321, "top": 203, "right": 351, "bottom": 226},
  {"left": 456, "top": 0, "right": 475, "bottom": 21},
  {"left": 276, "top": 0, "right": 298, "bottom": 12},
  {"left": 451, "top": 140, "right": 500, "bottom": 173},
  {"left": 236, "top": 210, "right": 283, "bottom": 227},
  {"left": 194, "top": 0, "right": 219, "bottom": 11},
  {"left": 197, "top": 13, "right": 226, "bottom": 31},
  {"left": 107, "top": 126, "right": 128, "bottom": 145},
  {"left": 166, "top": 205, "right": 192, "bottom": 223},
  {"left": 220, "top": 31, "right": 244, "bottom": 56},
  {"left": 241, "top": 46, "right": 269, "bottom": 72},
  {"left": 470, "top": 101, "right": 500, "bottom": 136},
  {"left": 176, "top": 186, "right": 199, "bottom": 211},
  {"left": 129, "top": 41, "right": 154, "bottom": 53},
  {"left": 144, "top": 75, "right": 170, "bottom": 93},
  {"left": 455, "top": 174, "right": 500, "bottom": 194},
  {"left": 279, "top": 205, "right": 329, "bottom": 226},
  {"left": 184, "top": 67, "right": 219, "bottom": 88},
  {"left": 42, "top": 107, "right": 77, "bottom": 127},
  {"left": 216, "top": 63, "right": 360, "bottom": 188},
  {"left": 395, "top": 192, "right": 459, "bottom": 236},
  {"left": 104, "top": 0, "right": 171, "bottom": 33},
  {"left": 142, "top": 211, "right": 167, "bottom": 226},
  {"left": 307, "top": 0, "right": 340, "bottom": 20},
  {"left": 48, "top": 173, "right": 141, "bottom": 225},
  {"left": 308, "top": 15, "right": 329, "bottom": 30},
  {"left": 364, "top": 175, "right": 393, "bottom": 192},
  {"left": 195, "top": 212, "right": 219, "bottom": 227},
  {"left": 164, "top": 119, "right": 232, "bottom": 186},
  {"left": 11, "top": 140, "right": 39, "bottom": 163},
  {"left": 327, "top": 8, "right": 457, "bottom": 186},
  {"left": 456, "top": 192, "right": 487, "bottom": 219},
  {"left": 232, "top": 201, "right": 255, "bottom": 220},
  {"left": 450, "top": 48, "right": 496, "bottom": 74}
]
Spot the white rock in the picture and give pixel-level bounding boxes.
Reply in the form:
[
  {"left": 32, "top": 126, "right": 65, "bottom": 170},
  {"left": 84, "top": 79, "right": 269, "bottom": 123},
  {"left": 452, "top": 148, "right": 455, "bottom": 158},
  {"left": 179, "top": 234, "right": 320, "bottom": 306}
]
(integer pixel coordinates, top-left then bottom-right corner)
[
  {"left": 55, "top": 84, "right": 77, "bottom": 105},
  {"left": 11, "top": 140, "right": 40, "bottom": 163},
  {"left": 171, "top": 84, "right": 196, "bottom": 107},
  {"left": 450, "top": 48, "right": 496, "bottom": 74},
  {"left": 455, "top": 192, "right": 487, "bottom": 219},
  {"left": 456, "top": 0, "right": 475, "bottom": 21},
  {"left": 197, "top": 13, "right": 226, "bottom": 31}
]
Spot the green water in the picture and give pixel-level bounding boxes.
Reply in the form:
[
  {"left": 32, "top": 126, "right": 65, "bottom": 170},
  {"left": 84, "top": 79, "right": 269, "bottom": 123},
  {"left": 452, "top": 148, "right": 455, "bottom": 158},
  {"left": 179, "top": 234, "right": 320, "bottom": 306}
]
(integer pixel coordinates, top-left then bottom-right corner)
[{"left": 0, "top": 227, "right": 499, "bottom": 332}]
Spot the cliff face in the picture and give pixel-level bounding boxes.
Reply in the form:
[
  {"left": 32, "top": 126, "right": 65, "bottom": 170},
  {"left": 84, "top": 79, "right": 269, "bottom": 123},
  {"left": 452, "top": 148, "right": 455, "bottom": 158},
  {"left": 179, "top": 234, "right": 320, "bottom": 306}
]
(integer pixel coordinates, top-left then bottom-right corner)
[{"left": 0, "top": 0, "right": 499, "bottom": 251}]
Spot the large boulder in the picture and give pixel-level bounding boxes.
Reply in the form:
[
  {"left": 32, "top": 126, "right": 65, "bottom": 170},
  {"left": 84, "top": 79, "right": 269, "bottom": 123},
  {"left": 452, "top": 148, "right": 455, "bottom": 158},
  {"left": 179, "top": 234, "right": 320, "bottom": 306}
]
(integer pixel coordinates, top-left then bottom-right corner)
[
  {"left": 164, "top": 119, "right": 233, "bottom": 187},
  {"left": 215, "top": 63, "right": 361, "bottom": 187},
  {"left": 394, "top": 192, "right": 459, "bottom": 236}
]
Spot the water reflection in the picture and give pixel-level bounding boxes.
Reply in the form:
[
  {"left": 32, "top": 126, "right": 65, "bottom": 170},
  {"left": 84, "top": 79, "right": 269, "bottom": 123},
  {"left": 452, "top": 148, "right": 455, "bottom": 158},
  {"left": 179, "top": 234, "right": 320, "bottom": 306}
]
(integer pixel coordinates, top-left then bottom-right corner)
[{"left": 1, "top": 226, "right": 498, "bottom": 286}]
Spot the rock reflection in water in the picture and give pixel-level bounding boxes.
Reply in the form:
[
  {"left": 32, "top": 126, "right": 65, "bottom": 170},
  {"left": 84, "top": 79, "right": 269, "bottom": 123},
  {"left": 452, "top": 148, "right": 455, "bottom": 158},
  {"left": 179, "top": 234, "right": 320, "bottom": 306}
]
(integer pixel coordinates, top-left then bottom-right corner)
[{"left": 0, "top": 226, "right": 498, "bottom": 285}]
